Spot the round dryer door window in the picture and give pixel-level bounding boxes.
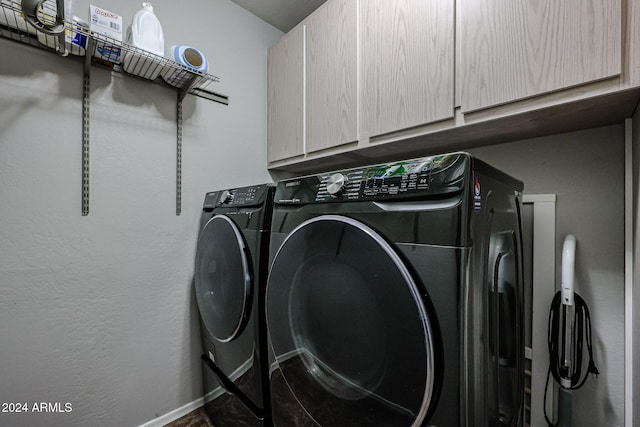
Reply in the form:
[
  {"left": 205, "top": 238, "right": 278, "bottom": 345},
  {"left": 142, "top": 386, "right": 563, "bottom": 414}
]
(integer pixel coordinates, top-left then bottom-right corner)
[
  {"left": 266, "top": 215, "right": 440, "bottom": 426},
  {"left": 195, "top": 215, "right": 252, "bottom": 343}
]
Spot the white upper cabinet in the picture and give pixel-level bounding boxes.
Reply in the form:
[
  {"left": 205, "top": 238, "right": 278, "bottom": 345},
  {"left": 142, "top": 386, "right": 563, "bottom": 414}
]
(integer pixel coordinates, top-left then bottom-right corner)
[
  {"left": 306, "top": 0, "right": 357, "bottom": 153},
  {"left": 268, "top": 25, "right": 305, "bottom": 163},
  {"left": 360, "top": 0, "right": 455, "bottom": 138},
  {"left": 268, "top": 0, "right": 637, "bottom": 172},
  {"left": 458, "top": 0, "right": 623, "bottom": 112},
  {"left": 268, "top": 0, "right": 356, "bottom": 164}
]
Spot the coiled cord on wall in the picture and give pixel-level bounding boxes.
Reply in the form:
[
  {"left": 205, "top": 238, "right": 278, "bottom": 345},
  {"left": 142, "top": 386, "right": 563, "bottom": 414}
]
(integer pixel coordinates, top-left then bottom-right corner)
[{"left": 543, "top": 290, "right": 599, "bottom": 426}]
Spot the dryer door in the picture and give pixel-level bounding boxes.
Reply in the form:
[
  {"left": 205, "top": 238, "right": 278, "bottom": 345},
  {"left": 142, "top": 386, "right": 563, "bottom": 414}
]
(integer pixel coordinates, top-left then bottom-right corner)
[
  {"left": 266, "top": 215, "right": 440, "bottom": 426},
  {"left": 195, "top": 215, "right": 252, "bottom": 343}
]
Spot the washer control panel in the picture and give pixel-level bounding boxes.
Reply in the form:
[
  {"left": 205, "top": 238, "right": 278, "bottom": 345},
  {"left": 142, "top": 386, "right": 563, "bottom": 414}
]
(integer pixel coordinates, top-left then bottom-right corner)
[
  {"left": 276, "top": 154, "right": 467, "bottom": 204},
  {"left": 314, "top": 156, "right": 458, "bottom": 202}
]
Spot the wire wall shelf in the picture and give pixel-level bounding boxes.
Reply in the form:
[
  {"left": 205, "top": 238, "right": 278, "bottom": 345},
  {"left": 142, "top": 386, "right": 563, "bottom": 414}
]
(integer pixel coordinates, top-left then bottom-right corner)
[
  {"left": 1, "top": 1, "right": 228, "bottom": 216},
  {"left": 0, "top": 1, "right": 228, "bottom": 103}
]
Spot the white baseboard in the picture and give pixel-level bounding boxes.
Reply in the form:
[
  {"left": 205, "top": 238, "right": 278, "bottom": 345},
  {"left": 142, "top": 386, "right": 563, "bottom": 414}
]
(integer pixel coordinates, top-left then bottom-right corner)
[{"left": 138, "top": 396, "right": 205, "bottom": 427}]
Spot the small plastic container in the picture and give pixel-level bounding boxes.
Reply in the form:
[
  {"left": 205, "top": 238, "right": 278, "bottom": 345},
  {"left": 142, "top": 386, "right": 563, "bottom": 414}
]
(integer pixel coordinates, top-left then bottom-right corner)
[
  {"left": 122, "top": 2, "right": 164, "bottom": 80},
  {"left": 161, "top": 45, "right": 209, "bottom": 88},
  {"left": 37, "top": 16, "right": 88, "bottom": 56}
]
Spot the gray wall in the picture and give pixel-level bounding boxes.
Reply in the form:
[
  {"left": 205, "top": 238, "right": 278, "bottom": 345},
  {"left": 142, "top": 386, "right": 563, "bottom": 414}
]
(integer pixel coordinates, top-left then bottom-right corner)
[
  {"left": 470, "top": 124, "right": 625, "bottom": 426},
  {"left": 0, "top": 1, "right": 282, "bottom": 426}
]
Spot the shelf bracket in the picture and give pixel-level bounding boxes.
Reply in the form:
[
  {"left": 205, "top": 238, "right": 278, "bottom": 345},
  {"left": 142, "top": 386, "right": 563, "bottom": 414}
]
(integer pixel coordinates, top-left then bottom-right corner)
[
  {"left": 176, "top": 93, "right": 183, "bottom": 216},
  {"left": 81, "top": 37, "right": 93, "bottom": 216}
]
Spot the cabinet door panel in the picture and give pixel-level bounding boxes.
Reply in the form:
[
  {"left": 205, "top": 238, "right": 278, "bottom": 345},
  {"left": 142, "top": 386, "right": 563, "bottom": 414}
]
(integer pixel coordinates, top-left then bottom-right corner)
[
  {"left": 459, "top": 0, "right": 622, "bottom": 112},
  {"left": 361, "top": 0, "right": 455, "bottom": 138},
  {"left": 306, "top": 0, "right": 357, "bottom": 153},
  {"left": 268, "top": 25, "right": 304, "bottom": 163}
]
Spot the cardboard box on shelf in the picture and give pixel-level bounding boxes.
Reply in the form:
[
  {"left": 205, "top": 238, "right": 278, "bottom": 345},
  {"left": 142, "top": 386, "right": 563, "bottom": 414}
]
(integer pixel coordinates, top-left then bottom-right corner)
[{"left": 89, "top": 4, "right": 122, "bottom": 67}]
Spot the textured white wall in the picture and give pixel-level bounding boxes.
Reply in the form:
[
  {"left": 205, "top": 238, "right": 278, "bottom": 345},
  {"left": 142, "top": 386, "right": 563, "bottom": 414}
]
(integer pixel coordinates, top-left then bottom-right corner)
[
  {"left": 0, "top": 1, "right": 282, "bottom": 426},
  {"left": 471, "top": 125, "right": 625, "bottom": 426}
]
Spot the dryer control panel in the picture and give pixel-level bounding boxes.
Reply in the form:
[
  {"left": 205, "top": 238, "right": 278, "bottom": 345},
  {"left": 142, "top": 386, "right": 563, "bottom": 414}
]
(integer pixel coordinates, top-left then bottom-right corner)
[
  {"left": 276, "top": 153, "right": 468, "bottom": 204},
  {"left": 203, "top": 184, "right": 272, "bottom": 209}
]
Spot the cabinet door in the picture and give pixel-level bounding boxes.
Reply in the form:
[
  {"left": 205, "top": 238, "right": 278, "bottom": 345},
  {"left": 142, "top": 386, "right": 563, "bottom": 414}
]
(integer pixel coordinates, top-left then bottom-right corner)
[
  {"left": 306, "top": 0, "right": 357, "bottom": 153},
  {"left": 459, "top": 0, "right": 622, "bottom": 113},
  {"left": 361, "top": 0, "right": 455, "bottom": 138},
  {"left": 268, "top": 25, "right": 304, "bottom": 163}
]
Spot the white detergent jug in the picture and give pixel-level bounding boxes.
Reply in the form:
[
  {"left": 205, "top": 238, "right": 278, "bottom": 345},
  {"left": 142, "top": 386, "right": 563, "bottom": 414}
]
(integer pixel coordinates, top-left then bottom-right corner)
[{"left": 123, "top": 2, "right": 164, "bottom": 80}]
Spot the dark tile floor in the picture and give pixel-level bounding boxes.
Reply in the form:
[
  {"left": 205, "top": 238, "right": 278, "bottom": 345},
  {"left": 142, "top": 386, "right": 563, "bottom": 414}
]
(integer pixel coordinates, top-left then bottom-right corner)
[{"left": 163, "top": 407, "right": 213, "bottom": 427}]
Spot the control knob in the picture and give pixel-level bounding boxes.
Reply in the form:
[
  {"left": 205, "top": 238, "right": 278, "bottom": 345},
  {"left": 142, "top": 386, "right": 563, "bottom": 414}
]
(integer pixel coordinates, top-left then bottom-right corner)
[
  {"left": 326, "top": 173, "right": 347, "bottom": 197},
  {"left": 219, "top": 190, "right": 233, "bottom": 204}
]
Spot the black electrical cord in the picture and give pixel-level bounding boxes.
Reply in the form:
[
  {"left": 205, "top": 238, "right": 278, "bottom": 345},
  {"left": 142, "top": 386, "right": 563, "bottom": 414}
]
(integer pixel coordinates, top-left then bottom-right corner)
[{"left": 543, "top": 291, "right": 599, "bottom": 426}]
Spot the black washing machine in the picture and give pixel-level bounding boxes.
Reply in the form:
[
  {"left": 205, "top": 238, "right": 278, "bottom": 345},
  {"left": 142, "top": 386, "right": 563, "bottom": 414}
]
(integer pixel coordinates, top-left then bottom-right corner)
[
  {"left": 194, "top": 184, "right": 274, "bottom": 426},
  {"left": 266, "top": 153, "right": 524, "bottom": 426}
]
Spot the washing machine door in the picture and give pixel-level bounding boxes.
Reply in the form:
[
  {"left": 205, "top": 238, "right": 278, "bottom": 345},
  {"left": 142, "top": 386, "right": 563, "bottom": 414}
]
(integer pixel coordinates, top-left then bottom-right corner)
[
  {"left": 195, "top": 215, "right": 252, "bottom": 343},
  {"left": 266, "top": 215, "right": 439, "bottom": 426}
]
